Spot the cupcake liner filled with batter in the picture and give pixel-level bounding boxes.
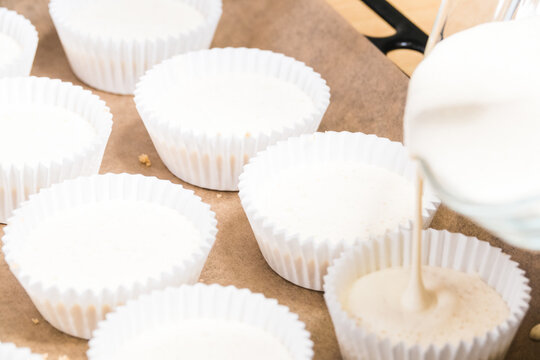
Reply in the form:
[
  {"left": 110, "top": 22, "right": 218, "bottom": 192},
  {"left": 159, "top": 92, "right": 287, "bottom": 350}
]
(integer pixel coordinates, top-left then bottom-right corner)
[
  {"left": 0, "top": 76, "right": 112, "bottom": 223},
  {"left": 324, "top": 228, "right": 531, "bottom": 360},
  {"left": 0, "top": 7, "right": 38, "bottom": 77},
  {"left": 87, "top": 284, "right": 313, "bottom": 360},
  {"left": 134, "top": 47, "right": 330, "bottom": 191},
  {"left": 238, "top": 131, "right": 440, "bottom": 290},
  {"left": 2, "top": 173, "right": 218, "bottom": 339},
  {"left": 49, "top": 0, "right": 222, "bottom": 94}
]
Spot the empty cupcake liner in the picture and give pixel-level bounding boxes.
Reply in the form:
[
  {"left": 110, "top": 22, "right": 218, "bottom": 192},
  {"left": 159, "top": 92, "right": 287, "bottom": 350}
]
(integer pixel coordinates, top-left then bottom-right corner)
[
  {"left": 0, "top": 342, "right": 43, "bottom": 360},
  {"left": 135, "top": 47, "right": 331, "bottom": 191},
  {"left": 323, "top": 228, "right": 531, "bottom": 360},
  {"left": 0, "top": 76, "right": 112, "bottom": 223},
  {"left": 2, "top": 173, "right": 218, "bottom": 339},
  {"left": 49, "top": 0, "right": 222, "bottom": 94},
  {"left": 0, "top": 7, "right": 38, "bottom": 77},
  {"left": 238, "top": 131, "right": 440, "bottom": 290},
  {"left": 87, "top": 283, "right": 313, "bottom": 359}
]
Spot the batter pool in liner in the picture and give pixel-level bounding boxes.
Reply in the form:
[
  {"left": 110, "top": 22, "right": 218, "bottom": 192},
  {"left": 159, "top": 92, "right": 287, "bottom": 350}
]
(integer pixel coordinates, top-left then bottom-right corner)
[
  {"left": 344, "top": 265, "right": 510, "bottom": 346},
  {"left": 112, "top": 319, "right": 295, "bottom": 360},
  {"left": 14, "top": 199, "right": 203, "bottom": 292},
  {"left": 0, "top": 32, "right": 21, "bottom": 67},
  {"left": 253, "top": 162, "right": 415, "bottom": 241},
  {"left": 64, "top": 0, "right": 204, "bottom": 40},
  {"left": 0, "top": 104, "right": 96, "bottom": 165},
  {"left": 154, "top": 73, "right": 316, "bottom": 136}
]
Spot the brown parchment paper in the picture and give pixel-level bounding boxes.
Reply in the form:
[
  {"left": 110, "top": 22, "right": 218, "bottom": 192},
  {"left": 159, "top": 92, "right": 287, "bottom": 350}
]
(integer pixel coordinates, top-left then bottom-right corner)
[{"left": 0, "top": 0, "right": 537, "bottom": 359}]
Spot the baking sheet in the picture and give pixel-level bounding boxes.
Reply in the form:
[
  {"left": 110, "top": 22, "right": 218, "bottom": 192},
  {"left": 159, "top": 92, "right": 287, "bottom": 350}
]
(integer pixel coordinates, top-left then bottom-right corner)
[{"left": 0, "top": 0, "right": 537, "bottom": 358}]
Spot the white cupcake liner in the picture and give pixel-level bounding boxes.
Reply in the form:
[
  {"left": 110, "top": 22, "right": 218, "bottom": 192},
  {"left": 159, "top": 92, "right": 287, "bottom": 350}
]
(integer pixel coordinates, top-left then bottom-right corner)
[
  {"left": 87, "top": 283, "right": 313, "bottom": 359},
  {"left": 2, "top": 173, "right": 218, "bottom": 339},
  {"left": 0, "top": 7, "right": 38, "bottom": 77},
  {"left": 0, "top": 342, "right": 43, "bottom": 360},
  {"left": 0, "top": 76, "right": 112, "bottom": 223},
  {"left": 134, "top": 47, "right": 331, "bottom": 191},
  {"left": 323, "top": 228, "right": 531, "bottom": 360},
  {"left": 238, "top": 131, "right": 440, "bottom": 290},
  {"left": 49, "top": 0, "right": 222, "bottom": 94}
]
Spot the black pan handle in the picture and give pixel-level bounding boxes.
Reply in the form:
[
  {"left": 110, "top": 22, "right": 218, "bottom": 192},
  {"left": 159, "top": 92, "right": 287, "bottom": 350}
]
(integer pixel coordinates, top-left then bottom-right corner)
[{"left": 360, "top": 0, "right": 428, "bottom": 54}]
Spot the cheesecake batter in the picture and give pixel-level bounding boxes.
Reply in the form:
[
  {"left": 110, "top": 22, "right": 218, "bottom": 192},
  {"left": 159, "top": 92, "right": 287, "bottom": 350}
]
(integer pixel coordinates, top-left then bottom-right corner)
[
  {"left": 345, "top": 265, "right": 509, "bottom": 346},
  {"left": 113, "top": 319, "right": 294, "bottom": 360},
  {"left": 0, "top": 104, "right": 96, "bottom": 165},
  {"left": 401, "top": 174, "right": 435, "bottom": 312},
  {"left": 254, "top": 162, "right": 415, "bottom": 241},
  {"left": 155, "top": 73, "right": 316, "bottom": 136},
  {"left": 66, "top": 0, "right": 204, "bottom": 40},
  {"left": 15, "top": 199, "right": 203, "bottom": 291},
  {"left": 0, "top": 32, "right": 21, "bottom": 67}
]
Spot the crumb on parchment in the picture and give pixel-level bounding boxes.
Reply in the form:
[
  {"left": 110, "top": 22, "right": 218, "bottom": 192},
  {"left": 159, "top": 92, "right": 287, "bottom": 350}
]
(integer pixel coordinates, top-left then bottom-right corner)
[
  {"left": 216, "top": 193, "right": 222, "bottom": 198},
  {"left": 31, "top": 318, "right": 39, "bottom": 325},
  {"left": 138, "top": 154, "right": 151, "bottom": 167},
  {"left": 530, "top": 323, "right": 540, "bottom": 341}
]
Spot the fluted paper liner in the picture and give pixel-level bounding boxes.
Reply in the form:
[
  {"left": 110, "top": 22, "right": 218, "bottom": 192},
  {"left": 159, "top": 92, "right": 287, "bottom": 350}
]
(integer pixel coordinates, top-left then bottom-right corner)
[
  {"left": 238, "top": 131, "right": 440, "bottom": 290},
  {"left": 134, "top": 47, "right": 331, "bottom": 191},
  {"left": 0, "top": 342, "right": 43, "bottom": 360},
  {"left": 0, "top": 7, "right": 38, "bottom": 77},
  {"left": 87, "top": 284, "right": 313, "bottom": 360},
  {"left": 0, "top": 76, "right": 112, "bottom": 223},
  {"left": 2, "top": 173, "right": 218, "bottom": 339},
  {"left": 49, "top": 0, "right": 223, "bottom": 94},
  {"left": 323, "top": 228, "right": 531, "bottom": 360}
]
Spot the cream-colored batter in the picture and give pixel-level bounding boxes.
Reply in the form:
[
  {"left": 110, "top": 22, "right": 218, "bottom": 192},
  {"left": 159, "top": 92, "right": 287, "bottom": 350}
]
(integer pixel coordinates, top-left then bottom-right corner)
[
  {"left": 15, "top": 199, "right": 203, "bottom": 292},
  {"left": 155, "top": 73, "right": 315, "bottom": 136},
  {"left": 0, "top": 32, "right": 21, "bottom": 67},
  {"left": 0, "top": 104, "right": 96, "bottom": 165},
  {"left": 113, "top": 319, "right": 294, "bottom": 360},
  {"left": 401, "top": 173, "right": 435, "bottom": 312},
  {"left": 345, "top": 265, "right": 509, "bottom": 346},
  {"left": 254, "top": 161, "right": 415, "bottom": 241},
  {"left": 66, "top": 0, "right": 204, "bottom": 40}
]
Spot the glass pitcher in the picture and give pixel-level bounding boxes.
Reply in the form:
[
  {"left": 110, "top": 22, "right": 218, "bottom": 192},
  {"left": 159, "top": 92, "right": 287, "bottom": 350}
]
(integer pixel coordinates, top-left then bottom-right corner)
[{"left": 410, "top": 0, "right": 540, "bottom": 251}]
